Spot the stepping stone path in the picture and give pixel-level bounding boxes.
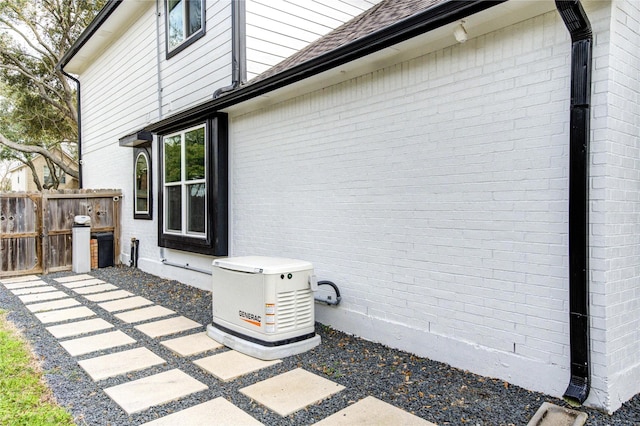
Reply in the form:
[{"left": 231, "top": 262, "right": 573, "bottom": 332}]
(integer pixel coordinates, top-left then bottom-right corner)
[
  {"left": 114, "top": 305, "right": 175, "bottom": 324},
  {"left": 1, "top": 273, "right": 435, "bottom": 425},
  {"left": 194, "top": 350, "right": 281, "bottom": 382},
  {"left": 78, "top": 347, "right": 166, "bottom": 381},
  {"left": 35, "top": 306, "right": 96, "bottom": 324},
  {"left": 161, "top": 332, "right": 223, "bottom": 356},
  {"left": 60, "top": 330, "right": 136, "bottom": 357}
]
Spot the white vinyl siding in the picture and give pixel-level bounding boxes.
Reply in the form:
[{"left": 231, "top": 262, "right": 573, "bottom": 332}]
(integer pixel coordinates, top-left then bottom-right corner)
[
  {"left": 245, "top": 0, "right": 382, "bottom": 80},
  {"left": 81, "top": 6, "right": 158, "bottom": 159},
  {"left": 160, "top": 0, "right": 231, "bottom": 113}
]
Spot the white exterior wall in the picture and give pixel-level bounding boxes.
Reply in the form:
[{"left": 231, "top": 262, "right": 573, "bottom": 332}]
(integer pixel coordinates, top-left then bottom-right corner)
[
  {"left": 161, "top": 0, "right": 232, "bottom": 113},
  {"left": 8, "top": 168, "right": 26, "bottom": 192},
  {"left": 80, "top": 3, "right": 160, "bottom": 279},
  {"left": 245, "top": 0, "right": 382, "bottom": 80},
  {"left": 78, "top": 0, "right": 386, "bottom": 289},
  {"left": 228, "top": 3, "right": 625, "bottom": 410},
  {"left": 78, "top": 1, "right": 234, "bottom": 288},
  {"left": 594, "top": 0, "right": 640, "bottom": 411}
]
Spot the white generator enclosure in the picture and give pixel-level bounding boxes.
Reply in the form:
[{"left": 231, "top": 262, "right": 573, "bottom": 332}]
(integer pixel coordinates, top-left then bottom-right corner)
[{"left": 207, "top": 256, "right": 321, "bottom": 360}]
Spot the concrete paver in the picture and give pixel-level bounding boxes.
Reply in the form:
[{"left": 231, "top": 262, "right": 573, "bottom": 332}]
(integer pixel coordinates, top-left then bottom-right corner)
[
  {"left": 35, "top": 306, "right": 96, "bottom": 324},
  {"left": 114, "top": 305, "right": 176, "bottom": 324},
  {"left": 73, "top": 283, "right": 119, "bottom": 294},
  {"left": 61, "top": 278, "right": 106, "bottom": 288},
  {"left": 19, "top": 291, "right": 68, "bottom": 304},
  {"left": 46, "top": 318, "right": 113, "bottom": 339},
  {"left": 527, "top": 402, "right": 588, "bottom": 426},
  {"left": 240, "top": 368, "right": 345, "bottom": 417},
  {"left": 84, "top": 290, "right": 133, "bottom": 302},
  {"left": 135, "top": 316, "right": 201, "bottom": 338},
  {"left": 315, "top": 396, "right": 436, "bottom": 425},
  {"left": 54, "top": 274, "right": 94, "bottom": 283},
  {"left": 59, "top": 330, "right": 136, "bottom": 357},
  {"left": 103, "top": 369, "right": 208, "bottom": 415},
  {"left": 98, "top": 296, "right": 154, "bottom": 312},
  {"left": 161, "top": 332, "right": 223, "bottom": 357},
  {"left": 194, "top": 350, "right": 281, "bottom": 382},
  {"left": 11, "top": 286, "right": 59, "bottom": 295},
  {"left": 78, "top": 347, "right": 166, "bottom": 381},
  {"left": 26, "top": 298, "right": 81, "bottom": 313},
  {"left": 3, "top": 280, "right": 48, "bottom": 290},
  {"left": 142, "top": 397, "right": 264, "bottom": 426},
  {"left": 0, "top": 275, "right": 41, "bottom": 284}
]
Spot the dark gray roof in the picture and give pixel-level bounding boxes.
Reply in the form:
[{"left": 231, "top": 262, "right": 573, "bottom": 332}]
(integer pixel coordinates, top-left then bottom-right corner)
[
  {"left": 146, "top": 0, "right": 505, "bottom": 131},
  {"left": 250, "top": 0, "right": 444, "bottom": 83}
]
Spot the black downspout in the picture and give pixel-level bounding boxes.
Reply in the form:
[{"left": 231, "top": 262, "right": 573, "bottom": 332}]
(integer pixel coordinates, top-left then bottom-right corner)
[
  {"left": 555, "top": 0, "right": 592, "bottom": 406},
  {"left": 213, "top": 0, "right": 246, "bottom": 98},
  {"left": 59, "top": 69, "right": 83, "bottom": 188}
]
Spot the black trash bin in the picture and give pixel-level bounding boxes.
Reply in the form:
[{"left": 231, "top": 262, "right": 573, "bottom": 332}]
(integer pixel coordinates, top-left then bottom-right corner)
[{"left": 93, "top": 232, "right": 114, "bottom": 268}]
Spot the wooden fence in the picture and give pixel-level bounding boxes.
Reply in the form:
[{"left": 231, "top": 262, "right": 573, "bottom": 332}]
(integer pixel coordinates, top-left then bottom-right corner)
[{"left": 0, "top": 189, "right": 121, "bottom": 277}]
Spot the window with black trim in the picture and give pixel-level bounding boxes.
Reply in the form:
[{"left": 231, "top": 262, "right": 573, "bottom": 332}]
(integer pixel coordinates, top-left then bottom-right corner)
[
  {"left": 134, "top": 148, "right": 152, "bottom": 220},
  {"left": 158, "top": 114, "right": 228, "bottom": 256},
  {"left": 166, "top": 0, "right": 205, "bottom": 58}
]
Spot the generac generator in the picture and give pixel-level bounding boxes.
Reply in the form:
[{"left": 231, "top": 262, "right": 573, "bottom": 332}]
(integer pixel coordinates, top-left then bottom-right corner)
[{"left": 206, "top": 256, "right": 321, "bottom": 360}]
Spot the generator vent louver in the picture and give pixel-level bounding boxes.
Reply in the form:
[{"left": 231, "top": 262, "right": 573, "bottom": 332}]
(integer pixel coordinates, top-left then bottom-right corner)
[{"left": 277, "top": 288, "right": 313, "bottom": 331}]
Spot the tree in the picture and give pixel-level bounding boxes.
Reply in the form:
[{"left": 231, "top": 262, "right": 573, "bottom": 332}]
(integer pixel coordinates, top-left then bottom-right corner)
[
  {"left": 0, "top": 157, "right": 16, "bottom": 190},
  {"left": 0, "top": 0, "right": 106, "bottom": 190}
]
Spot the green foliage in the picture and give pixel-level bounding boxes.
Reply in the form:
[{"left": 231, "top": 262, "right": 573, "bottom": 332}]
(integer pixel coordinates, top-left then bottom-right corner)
[
  {"left": 164, "top": 135, "right": 182, "bottom": 183},
  {"left": 164, "top": 127, "right": 206, "bottom": 184},
  {"left": 185, "top": 127, "right": 205, "bottom": 180},
  {"left": 0, "top": 0, "right": 106, "bottom": 183},
  {"left": 0, "top": 310, "right": 75, "bottom": 425}
]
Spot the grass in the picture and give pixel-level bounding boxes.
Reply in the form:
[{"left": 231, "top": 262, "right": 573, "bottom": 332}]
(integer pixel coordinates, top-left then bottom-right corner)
[{"left": 0, "top": 310, "right": 75, "bottom": 426}]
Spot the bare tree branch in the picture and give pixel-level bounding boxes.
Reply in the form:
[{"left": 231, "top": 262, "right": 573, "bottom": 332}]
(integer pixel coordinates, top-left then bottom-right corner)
[{"left": 0, "top": 133, "right": 78, "bottom": 179}]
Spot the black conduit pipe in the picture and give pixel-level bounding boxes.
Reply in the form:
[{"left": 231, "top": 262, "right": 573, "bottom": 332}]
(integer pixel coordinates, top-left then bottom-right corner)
[
  {"left": 213, "top": 0, "right": 246, "bottom": 98},
  {"left": 555, "top": 0, "right": 592, "bottom": 406},
  {"left": 316, "top": 280, "right": 342, "bottom": 306},
  {"left": 129, "top": 238, "right": 139, "bottom": 268}
]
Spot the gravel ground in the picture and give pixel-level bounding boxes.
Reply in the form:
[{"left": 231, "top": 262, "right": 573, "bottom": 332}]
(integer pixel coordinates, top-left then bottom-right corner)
[{"left": 1, "top": 266, "right": 639, "bottom": 425}]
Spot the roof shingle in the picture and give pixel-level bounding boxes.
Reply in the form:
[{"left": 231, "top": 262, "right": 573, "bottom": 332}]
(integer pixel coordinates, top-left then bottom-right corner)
[{"left": 249, "top": 0, "right": 445, "bottom": 83}]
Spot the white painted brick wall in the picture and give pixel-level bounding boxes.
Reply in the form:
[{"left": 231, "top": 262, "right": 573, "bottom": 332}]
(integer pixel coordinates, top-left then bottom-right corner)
[
  {"left": 592, "top": 0, "right": 640, "bottom": 412},
  {"left": 229, "top": 3, "right": 620, "bottom": 408}
]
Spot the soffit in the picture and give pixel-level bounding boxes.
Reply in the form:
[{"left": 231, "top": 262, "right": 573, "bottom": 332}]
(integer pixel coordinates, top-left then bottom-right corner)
[{"left": 64, "top": 1, "right": 152, "bottom": 74}]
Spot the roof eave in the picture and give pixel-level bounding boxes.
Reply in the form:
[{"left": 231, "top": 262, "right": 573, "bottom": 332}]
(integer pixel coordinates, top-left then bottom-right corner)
[
  {"left": 56, "top": 0, "right": 122, "bottom": 72},
  {"left": 145, "top": 0, "right": 507, "bottom": 133}
]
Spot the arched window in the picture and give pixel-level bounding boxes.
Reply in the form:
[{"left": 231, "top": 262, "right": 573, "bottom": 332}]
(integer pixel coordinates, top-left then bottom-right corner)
[{"left": 134, "top": 148, "right": 152, "bottom": 219}]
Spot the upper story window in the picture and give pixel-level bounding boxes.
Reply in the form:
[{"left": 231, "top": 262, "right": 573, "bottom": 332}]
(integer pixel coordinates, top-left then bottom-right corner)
[{"left": 166, "top": 0, "right": 205, "bottom": 58}]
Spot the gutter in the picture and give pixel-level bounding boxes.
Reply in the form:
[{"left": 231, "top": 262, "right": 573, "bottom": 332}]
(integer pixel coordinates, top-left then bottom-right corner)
[
  {"left": 146, "top": 0, "right": 507, "bottom": 132},
  {"left": 58, "top": 70, "right": 83, "bottom": 188},
  {"left": 213, "top": 0, "right": 246, "bottom": 98},
  {"left": 555, "top": 0, "right": 592, "bottom": 406}
]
